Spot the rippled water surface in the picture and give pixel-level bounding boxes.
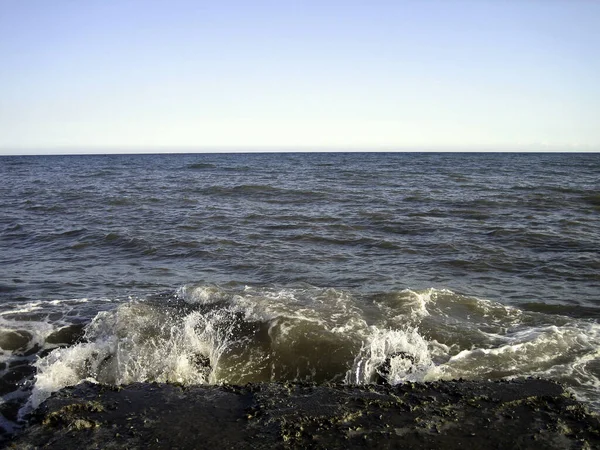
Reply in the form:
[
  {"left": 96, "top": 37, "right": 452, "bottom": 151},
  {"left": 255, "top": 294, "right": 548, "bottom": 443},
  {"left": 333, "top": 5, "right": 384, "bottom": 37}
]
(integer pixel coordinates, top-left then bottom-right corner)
[{"left": 0, "top": 152, "right": 599, "bottom": 435}]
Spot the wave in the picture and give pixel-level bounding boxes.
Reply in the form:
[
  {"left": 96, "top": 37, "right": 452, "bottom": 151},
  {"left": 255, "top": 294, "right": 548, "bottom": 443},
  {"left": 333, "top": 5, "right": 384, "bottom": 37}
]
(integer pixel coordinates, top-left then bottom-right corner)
[
  {"left": 186, "top": 163, "right": 216, "bottom": 170},
  {"left": 101, "top": 232, "right": 156, "bottom": 255},
  {"left": 14, "top": 286, "right": 597, "bottom": 417},
  {"left": 195, "top": 185, "right": 328, "bottom": 203}
]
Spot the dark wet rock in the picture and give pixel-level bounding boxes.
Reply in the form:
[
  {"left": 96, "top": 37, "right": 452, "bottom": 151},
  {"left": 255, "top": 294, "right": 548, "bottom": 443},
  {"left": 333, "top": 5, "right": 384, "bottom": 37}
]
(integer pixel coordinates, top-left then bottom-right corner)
[
  {"left": 0, "top": 399, "right": 23, "bottom": 422},
  {"left": 8, "top": 359, "right": 30, "bottom": 368},
  {"left": 38, "top": 348, "right": 56, "bottom": 359},
  {"left": 0, "top": 330, "right": 32, "bottom": 351},
  {"left": 17, "top": 343, "right": 41, "bottom": 358},
  {"left": 45, "top": 324, "right": 86, "bottom": 346},
  {"left": 8, "top": 379, "right": 600, "bottom": 449},
  {"left": 0, "top": 379, "right": 14, "bottom": 397},
  {"left": 2, "top": 365, "right": 35, "bottom": 383},
  {"left": 0, "top": 365, "right": 36, "bottom": 395}
]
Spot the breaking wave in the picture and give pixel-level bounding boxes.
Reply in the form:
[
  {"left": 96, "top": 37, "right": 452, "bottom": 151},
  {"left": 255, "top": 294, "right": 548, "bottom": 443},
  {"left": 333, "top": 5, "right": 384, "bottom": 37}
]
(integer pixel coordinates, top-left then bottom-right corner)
[{"left": 13, "top": 286, "right": 600, "bottom": 414}]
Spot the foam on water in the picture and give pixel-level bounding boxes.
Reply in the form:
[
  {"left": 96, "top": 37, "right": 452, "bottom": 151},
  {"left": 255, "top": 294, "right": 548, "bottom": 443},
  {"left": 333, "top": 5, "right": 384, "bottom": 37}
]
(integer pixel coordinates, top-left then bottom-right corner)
[
  {"left": 0, "top": 298, "right": 103, "bottom": 368},
  {"left": 415, "top": 295, "right": 600, "bottom": 409},
  {"left": 25, "top": 285, "right": 370, "bottom": 409},
  {"left": 30, "top": 302, "right": 213, "bottom": 409},
  {"left": 8, "top": 285, "right": 600, "bottom": 419},
  {"left": 176, "top": 284, "right": 228, "bottom": 306},
  {"left": 346, "top": 327, "right": 434, "bottom": 384}
]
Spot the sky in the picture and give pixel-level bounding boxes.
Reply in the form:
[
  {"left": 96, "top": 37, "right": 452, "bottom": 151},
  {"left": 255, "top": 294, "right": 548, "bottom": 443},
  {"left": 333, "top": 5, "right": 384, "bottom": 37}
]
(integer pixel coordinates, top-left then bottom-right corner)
[{"left": 0, "top": 0, "right": 599, "bottom": 153}]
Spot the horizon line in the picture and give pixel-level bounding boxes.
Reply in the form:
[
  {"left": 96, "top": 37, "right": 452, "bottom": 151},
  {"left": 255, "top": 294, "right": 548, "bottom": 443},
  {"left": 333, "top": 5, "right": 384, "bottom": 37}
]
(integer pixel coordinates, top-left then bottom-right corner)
[{"left": 1, "top": 144, "right": 599, "bottom": 156}]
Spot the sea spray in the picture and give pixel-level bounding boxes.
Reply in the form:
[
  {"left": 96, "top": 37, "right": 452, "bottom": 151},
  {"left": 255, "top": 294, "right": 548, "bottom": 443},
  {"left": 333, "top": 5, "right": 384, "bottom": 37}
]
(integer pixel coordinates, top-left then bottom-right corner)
[
  {"left": 18, "top": 286, "right": 600, "bottom": 416},
  {"left": 346, "top": 327, "right": 434, "bottom": 384},
  {"left": 28, "top": 285, "right": 364, "bottom": 407},
  {"left": 30, "top": 302, "right": 214, "bottom": 409}
]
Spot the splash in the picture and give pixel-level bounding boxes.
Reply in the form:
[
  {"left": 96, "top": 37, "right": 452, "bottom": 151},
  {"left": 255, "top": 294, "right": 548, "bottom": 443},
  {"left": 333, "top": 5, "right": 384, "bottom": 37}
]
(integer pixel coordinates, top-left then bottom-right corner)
[
  {"left": 346, "top": 327, "right": 434, "bottom": 384},
  {"left": 16, "top": 285, "right": 600, "bottom": 415},
  {"left": 30, "top": 302, "right": 214, "bottom": 409}
]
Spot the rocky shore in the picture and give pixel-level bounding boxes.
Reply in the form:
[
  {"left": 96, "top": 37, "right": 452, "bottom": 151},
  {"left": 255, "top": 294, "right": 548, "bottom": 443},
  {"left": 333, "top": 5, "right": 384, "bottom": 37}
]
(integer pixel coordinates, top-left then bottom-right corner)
[{"left": 8, "top": 379, "right": 600, "bottom": 449}]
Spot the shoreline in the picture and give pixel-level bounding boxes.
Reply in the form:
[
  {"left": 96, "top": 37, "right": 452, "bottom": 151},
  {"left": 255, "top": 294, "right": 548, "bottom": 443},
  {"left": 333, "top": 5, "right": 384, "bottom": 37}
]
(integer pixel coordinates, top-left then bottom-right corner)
[{"left": 8, "top": 378, "right": 600, "bottom": 449}]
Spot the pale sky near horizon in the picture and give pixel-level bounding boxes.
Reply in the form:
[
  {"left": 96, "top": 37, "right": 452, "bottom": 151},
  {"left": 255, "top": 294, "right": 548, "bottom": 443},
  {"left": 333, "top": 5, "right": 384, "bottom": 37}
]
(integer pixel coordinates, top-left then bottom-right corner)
[{"left": 0, "top": 0, "right": 599, "bottom": 153}]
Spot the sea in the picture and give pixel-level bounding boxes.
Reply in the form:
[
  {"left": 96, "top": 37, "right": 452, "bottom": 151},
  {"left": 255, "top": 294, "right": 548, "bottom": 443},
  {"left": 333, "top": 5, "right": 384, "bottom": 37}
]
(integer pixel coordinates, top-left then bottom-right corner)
[{"left": 1, "top": 152, "right": 599, "bottom": 436}]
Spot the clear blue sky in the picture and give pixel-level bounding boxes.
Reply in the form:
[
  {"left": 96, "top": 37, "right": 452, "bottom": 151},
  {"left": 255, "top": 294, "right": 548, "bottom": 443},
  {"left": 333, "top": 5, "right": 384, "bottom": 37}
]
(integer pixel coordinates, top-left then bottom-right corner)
[{"left": 1, "top": 0, "right": 599, "bottom": 152}]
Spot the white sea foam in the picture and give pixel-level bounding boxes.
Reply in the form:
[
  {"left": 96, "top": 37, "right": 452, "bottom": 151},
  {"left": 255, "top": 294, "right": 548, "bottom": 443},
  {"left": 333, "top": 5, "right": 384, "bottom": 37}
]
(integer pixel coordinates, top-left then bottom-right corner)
[
  {"left": 28, "top": 285, "right": 369, "bottom": 407},
  {"left": 30, "top": 302, "right": 216, "bottom": 409},
  {"left": 347, "top": 326, "right": 434, "bottom": 384},
  {"left": 0, "top": 302, "right": 43, "bottom": 316},
  {"left": 0, "top": 297, "right": 114, "bottom": 368},
  {"left": 424, "top": 320, "right": 600, "bottom": 386},
  {"left": 21, "top": 286, "right": 600, "bottom": 415},
  {"left": 0, "top": 317, "right": 54, "bottom": 365},
  {"left": 177, "top": 284, "right": 227, "bottom": 305},
  {"left": 370, "top": 288, "right": 600, "bottom": 409}
]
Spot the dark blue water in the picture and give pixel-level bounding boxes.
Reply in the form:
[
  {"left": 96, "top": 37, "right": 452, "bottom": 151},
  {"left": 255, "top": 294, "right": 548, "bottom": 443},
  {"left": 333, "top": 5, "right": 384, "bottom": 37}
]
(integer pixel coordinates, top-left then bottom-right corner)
[
  {"left": 2, "top": 152, "right": 599, "bottom": 305},
  {"left": 1, "top": 152, "right": 599, "bottom": 435}
]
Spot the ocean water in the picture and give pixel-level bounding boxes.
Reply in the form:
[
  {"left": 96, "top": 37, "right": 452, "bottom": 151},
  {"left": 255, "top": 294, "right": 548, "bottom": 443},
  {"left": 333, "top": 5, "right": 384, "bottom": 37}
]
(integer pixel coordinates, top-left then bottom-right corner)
[{"left": 1, "top": 152, "right": 599, "bottom": 435}]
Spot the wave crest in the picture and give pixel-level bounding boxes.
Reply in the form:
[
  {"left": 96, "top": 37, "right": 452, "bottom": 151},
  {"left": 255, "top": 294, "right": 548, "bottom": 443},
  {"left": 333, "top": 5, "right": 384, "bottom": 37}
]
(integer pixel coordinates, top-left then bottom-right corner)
[{"left": 24, "top": 285, "right": 600, "bottom": 413}]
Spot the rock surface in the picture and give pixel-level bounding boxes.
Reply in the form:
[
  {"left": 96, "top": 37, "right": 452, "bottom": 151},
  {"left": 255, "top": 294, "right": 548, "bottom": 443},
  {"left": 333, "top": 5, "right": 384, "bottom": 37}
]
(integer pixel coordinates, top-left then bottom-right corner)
[{"left": 8, "top": 379, "right": 600, "bottom": 449}]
